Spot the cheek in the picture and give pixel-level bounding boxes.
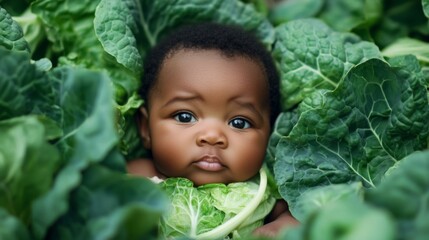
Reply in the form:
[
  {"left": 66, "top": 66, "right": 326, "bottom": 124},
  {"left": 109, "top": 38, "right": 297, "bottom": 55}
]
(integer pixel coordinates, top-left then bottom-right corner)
[
  {"left": 149, "top": 122, "right": 189, "bottom": 174},
  {"left": 229, "top": 133, "right": 268, "bottom": 179},
  {"left": 149, "top": 121, "right": 180, "bottom": 146}
]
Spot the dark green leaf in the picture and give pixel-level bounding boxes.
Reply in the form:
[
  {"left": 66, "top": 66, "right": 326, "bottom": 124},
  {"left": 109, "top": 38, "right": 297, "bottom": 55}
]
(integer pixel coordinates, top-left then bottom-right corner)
[
  {"left": 366, "top": 150, "right": 429, "bottom": 240},
  {"left": 94, "top": 0, "right": 275, "bottom": 73},
  {"left": 273, "top": 19, "right": 382, "bottom": 109},
  {"left": 0, "top": 117, "right": 60, "bottom": 227},
  {"left": 292, "top": 182, "right": 363, "bottom": 221},
  {"left": 0, "top": 6, "right": 29, "bottom": 52},
  {"left": 0, "top": 208, "right": 31, "bottom": 240},
  {"left": 48, "top": 164, "right": 167, "bottom": 240},
  {"left": 0, "top": 49, "right": 61, "bottom": 122},
  {"left": 371, "top": 0, "right": 429, "bottom": 48},
  {"left": 274, "top": 57, "right": 429, "bottom": 211},
  {"left": 286, "top": 195, "right": 396, "bottom": 240},
  {"left": 31, "top": 0, "right": 139, "bottom": 105},
  {"left": 319, "top": 0, "right": 382, "bottom": 32},
  {"left": 268, "top": 0, "right": 323, "bottom": 26},
  {"left": 32, "top": 66, "right": 121, "bottom": 239},
  {"left": 265, "top": 111, "right": 299, "bottom": 172},
  {"left": 31, "top": 0, "right": 100, "bottom": 54}
]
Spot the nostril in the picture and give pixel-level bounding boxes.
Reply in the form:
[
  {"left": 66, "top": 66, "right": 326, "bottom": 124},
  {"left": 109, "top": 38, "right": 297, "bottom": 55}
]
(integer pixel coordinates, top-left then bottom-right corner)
[
  {"left": 197, "top": 133, "right": 228, "bottom": 148},
  {"left": 216, "top": 138, "right": 227, "bottom": 147},
  {"left": 198, "top": 138, "right": 208, "bottom": 145}
]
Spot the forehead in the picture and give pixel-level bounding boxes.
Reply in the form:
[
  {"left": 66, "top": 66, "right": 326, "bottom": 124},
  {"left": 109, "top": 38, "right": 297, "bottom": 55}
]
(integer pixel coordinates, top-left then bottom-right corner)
[{"left": 151, "top": 49, "right": 269, "bottom": 100}]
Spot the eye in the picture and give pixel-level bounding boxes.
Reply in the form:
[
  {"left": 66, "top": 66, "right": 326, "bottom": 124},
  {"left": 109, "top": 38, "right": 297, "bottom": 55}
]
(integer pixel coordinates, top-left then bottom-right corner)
[
  {"left": 173, "top": 112, "right": 197, "bottom": 123},
  {"left": 229, "top": 117, "right": 251, "bottom": 129}
]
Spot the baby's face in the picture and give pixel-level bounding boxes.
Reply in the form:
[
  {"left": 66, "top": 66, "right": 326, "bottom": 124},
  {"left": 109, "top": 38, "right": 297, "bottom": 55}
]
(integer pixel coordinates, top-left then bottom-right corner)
[{"left": 144, "top": 49, "right": 271, "bottom": 185}]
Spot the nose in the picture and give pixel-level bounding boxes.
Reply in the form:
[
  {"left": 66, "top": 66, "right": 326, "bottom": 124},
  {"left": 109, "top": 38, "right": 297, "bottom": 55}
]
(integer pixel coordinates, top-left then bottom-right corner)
[{"left": 196, "top": 123, "right": 228, "bottom": 148}]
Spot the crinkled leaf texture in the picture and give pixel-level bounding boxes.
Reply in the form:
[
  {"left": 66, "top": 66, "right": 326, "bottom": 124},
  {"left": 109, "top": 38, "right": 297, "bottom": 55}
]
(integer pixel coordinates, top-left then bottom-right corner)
[
  {"left": 273, "top": 56, "right": 429, "bottom": 213},
  {"left": 94, "top": 0, "right": 275, "bottom": 74},
  {"left": 273, "top": 19, "right": 382, "bottom": 109},
  {"left": 160, "top": 178, "right": 225, "bottom": 238},
  {"left": 0, "top": 6, "right": 29, "bottom": 52},
  {"left": 159, "top": 174, "right": 275, "bottom": 239},
  {"left": 265, "top": 110, "right": 299, "bottom": 171},
  {"left": 0, "top": 46, "right": 59, "bottom": 121}
]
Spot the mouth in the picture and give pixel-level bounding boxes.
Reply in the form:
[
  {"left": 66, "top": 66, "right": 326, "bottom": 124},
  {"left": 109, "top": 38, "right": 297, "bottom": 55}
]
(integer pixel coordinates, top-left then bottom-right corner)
[{"left": 193, "top": 155, "right": 225, "bottom": 172}]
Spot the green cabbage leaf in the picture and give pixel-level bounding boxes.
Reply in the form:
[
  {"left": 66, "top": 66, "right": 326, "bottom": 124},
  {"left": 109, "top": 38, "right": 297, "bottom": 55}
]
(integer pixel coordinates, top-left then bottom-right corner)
[
  {"left": 273, "top": 19, "right": 382, "bottom": 109},
  {"left": 159, "top": 168, "right": 276, "bottom": 239},
  {"left": 0, "top": 48, "right": 168, "bottom": 240},
  {"left": 272, "top": 55, "right": 429, "bottom": 215},
  {"left": 0, "top": 7, "right": 30, "bottom": 52}
]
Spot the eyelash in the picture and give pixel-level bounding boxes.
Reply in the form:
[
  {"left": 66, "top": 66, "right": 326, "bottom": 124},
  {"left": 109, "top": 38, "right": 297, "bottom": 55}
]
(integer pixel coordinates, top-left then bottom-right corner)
[
  {"left": 172, "top": 111, "right": 252, "bottom": 129},
  {"left": 228, "top": 117, "right": 252, "bottom": 129},
  {"left": 173, "top": 111, "right": 197, "bottom": 123}
]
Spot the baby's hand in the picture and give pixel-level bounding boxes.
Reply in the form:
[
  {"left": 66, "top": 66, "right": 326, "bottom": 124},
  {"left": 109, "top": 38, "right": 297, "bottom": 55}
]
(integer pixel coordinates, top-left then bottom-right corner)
[{"left": 253, "top": 212, "right": 298, "bottom": 238}]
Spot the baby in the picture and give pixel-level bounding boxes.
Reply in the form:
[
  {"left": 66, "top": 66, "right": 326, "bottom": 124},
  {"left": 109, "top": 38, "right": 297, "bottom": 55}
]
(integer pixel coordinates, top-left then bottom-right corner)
[{"left": 127, "top": 22, "right": 297, "bottom": 237}]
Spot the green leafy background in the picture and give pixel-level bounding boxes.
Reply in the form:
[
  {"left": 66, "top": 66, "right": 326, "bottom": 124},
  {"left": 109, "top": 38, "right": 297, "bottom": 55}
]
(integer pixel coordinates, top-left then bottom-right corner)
[{"left": 1, "top": 0, "right": 429, "bottom": 239}]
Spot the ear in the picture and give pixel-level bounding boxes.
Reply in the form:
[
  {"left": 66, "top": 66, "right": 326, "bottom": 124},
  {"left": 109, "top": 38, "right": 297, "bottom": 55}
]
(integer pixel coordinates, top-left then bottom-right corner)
[{"left": 137, "top": 106, "right": 151, "bottom": 149}]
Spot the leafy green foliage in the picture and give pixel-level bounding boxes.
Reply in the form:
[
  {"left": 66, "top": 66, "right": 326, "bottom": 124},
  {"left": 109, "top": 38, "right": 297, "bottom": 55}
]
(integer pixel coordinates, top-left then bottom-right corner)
[
  {"left": 424, "top": 0, "right": 429, "bottom": 17},
  {"left": 284, "top": 150, "right": 429, "bottom": 240},
  {"left": 31, "top": 0, "right": 143, "bottom": 158},
  {"left": 291, "top": 182, "right": 363, "bottom": 222},
  {"left": 160, "top": 178, "right": 226, "bottom": 238},
  {"left": 317, "top": 0, "right": 382, "bottom": 31},
  {"left": 0, "top": 117, "right": 60, "bottom": 227},
  {"left": 0, "top": 49, "right": 55, "bottom": 120},
  {"left": 366, "top": 150, "right": 429, "bottom": 240},
  {"left": 382, "top": 38, "right": 429, "bottom": 64},
  {"left": 47, "top": 165, "right": 168, "bottom": 240},
  {"left": 159, "top": 169, "right": 275, "bottom": 239},
  {"left": 1, "top": 0, "right": 429, "bottom": 239},
  {"left": 0, "top": 48, "right": 167, "bottom": 239},
  {"left": 371, "top": 0, "right": 429, "bottom": 48},
  {"left": 273, "top": 56, "right": 429, "bottom": 211},
  {"left": 0, "top": 208, "right": 30, "bottom": 240},
  {"left": 0, "top": 7, "right": 29, "bottom": 52},
  {"left": 270, "top": 0, "right": 383, "bottom": 32},
  {"left": 94, "top": 0, "right": 275, "bottom": 74},
  {"left": 282, "top": 194, "right": 396, "bottom": 240},
  {"left": 268, "top": 0, "right": 323, "bottom": 25},
  {"left": 273, "top": 19, "right": 382, "bottom": 109}
]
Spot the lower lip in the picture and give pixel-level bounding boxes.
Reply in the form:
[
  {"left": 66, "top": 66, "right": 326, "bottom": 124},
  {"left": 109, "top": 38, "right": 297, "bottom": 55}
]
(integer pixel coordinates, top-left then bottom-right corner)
[{"left": 193, "top": 161, "right": 225, "bottom": 171}]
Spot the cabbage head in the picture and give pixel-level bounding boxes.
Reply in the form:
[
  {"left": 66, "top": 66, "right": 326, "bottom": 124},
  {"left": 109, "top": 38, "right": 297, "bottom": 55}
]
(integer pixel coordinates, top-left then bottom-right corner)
[{"left": 159, "top": 169, "right": 276, "bottom": 239}]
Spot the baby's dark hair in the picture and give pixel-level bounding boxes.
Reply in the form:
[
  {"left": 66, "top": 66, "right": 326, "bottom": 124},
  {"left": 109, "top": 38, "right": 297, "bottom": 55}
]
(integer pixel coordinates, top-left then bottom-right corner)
[{"left": 140, "top": 22, "right": 280, "bottom": 126}]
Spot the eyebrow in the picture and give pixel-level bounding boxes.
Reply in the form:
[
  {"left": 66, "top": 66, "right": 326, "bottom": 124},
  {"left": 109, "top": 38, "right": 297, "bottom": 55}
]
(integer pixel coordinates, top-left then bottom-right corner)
[
  {"left": 162, "top": 94, "right": 202, "bottom": 108},
  {"left": 231, "top": 98, "right": 264, "bottom": 122}
]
